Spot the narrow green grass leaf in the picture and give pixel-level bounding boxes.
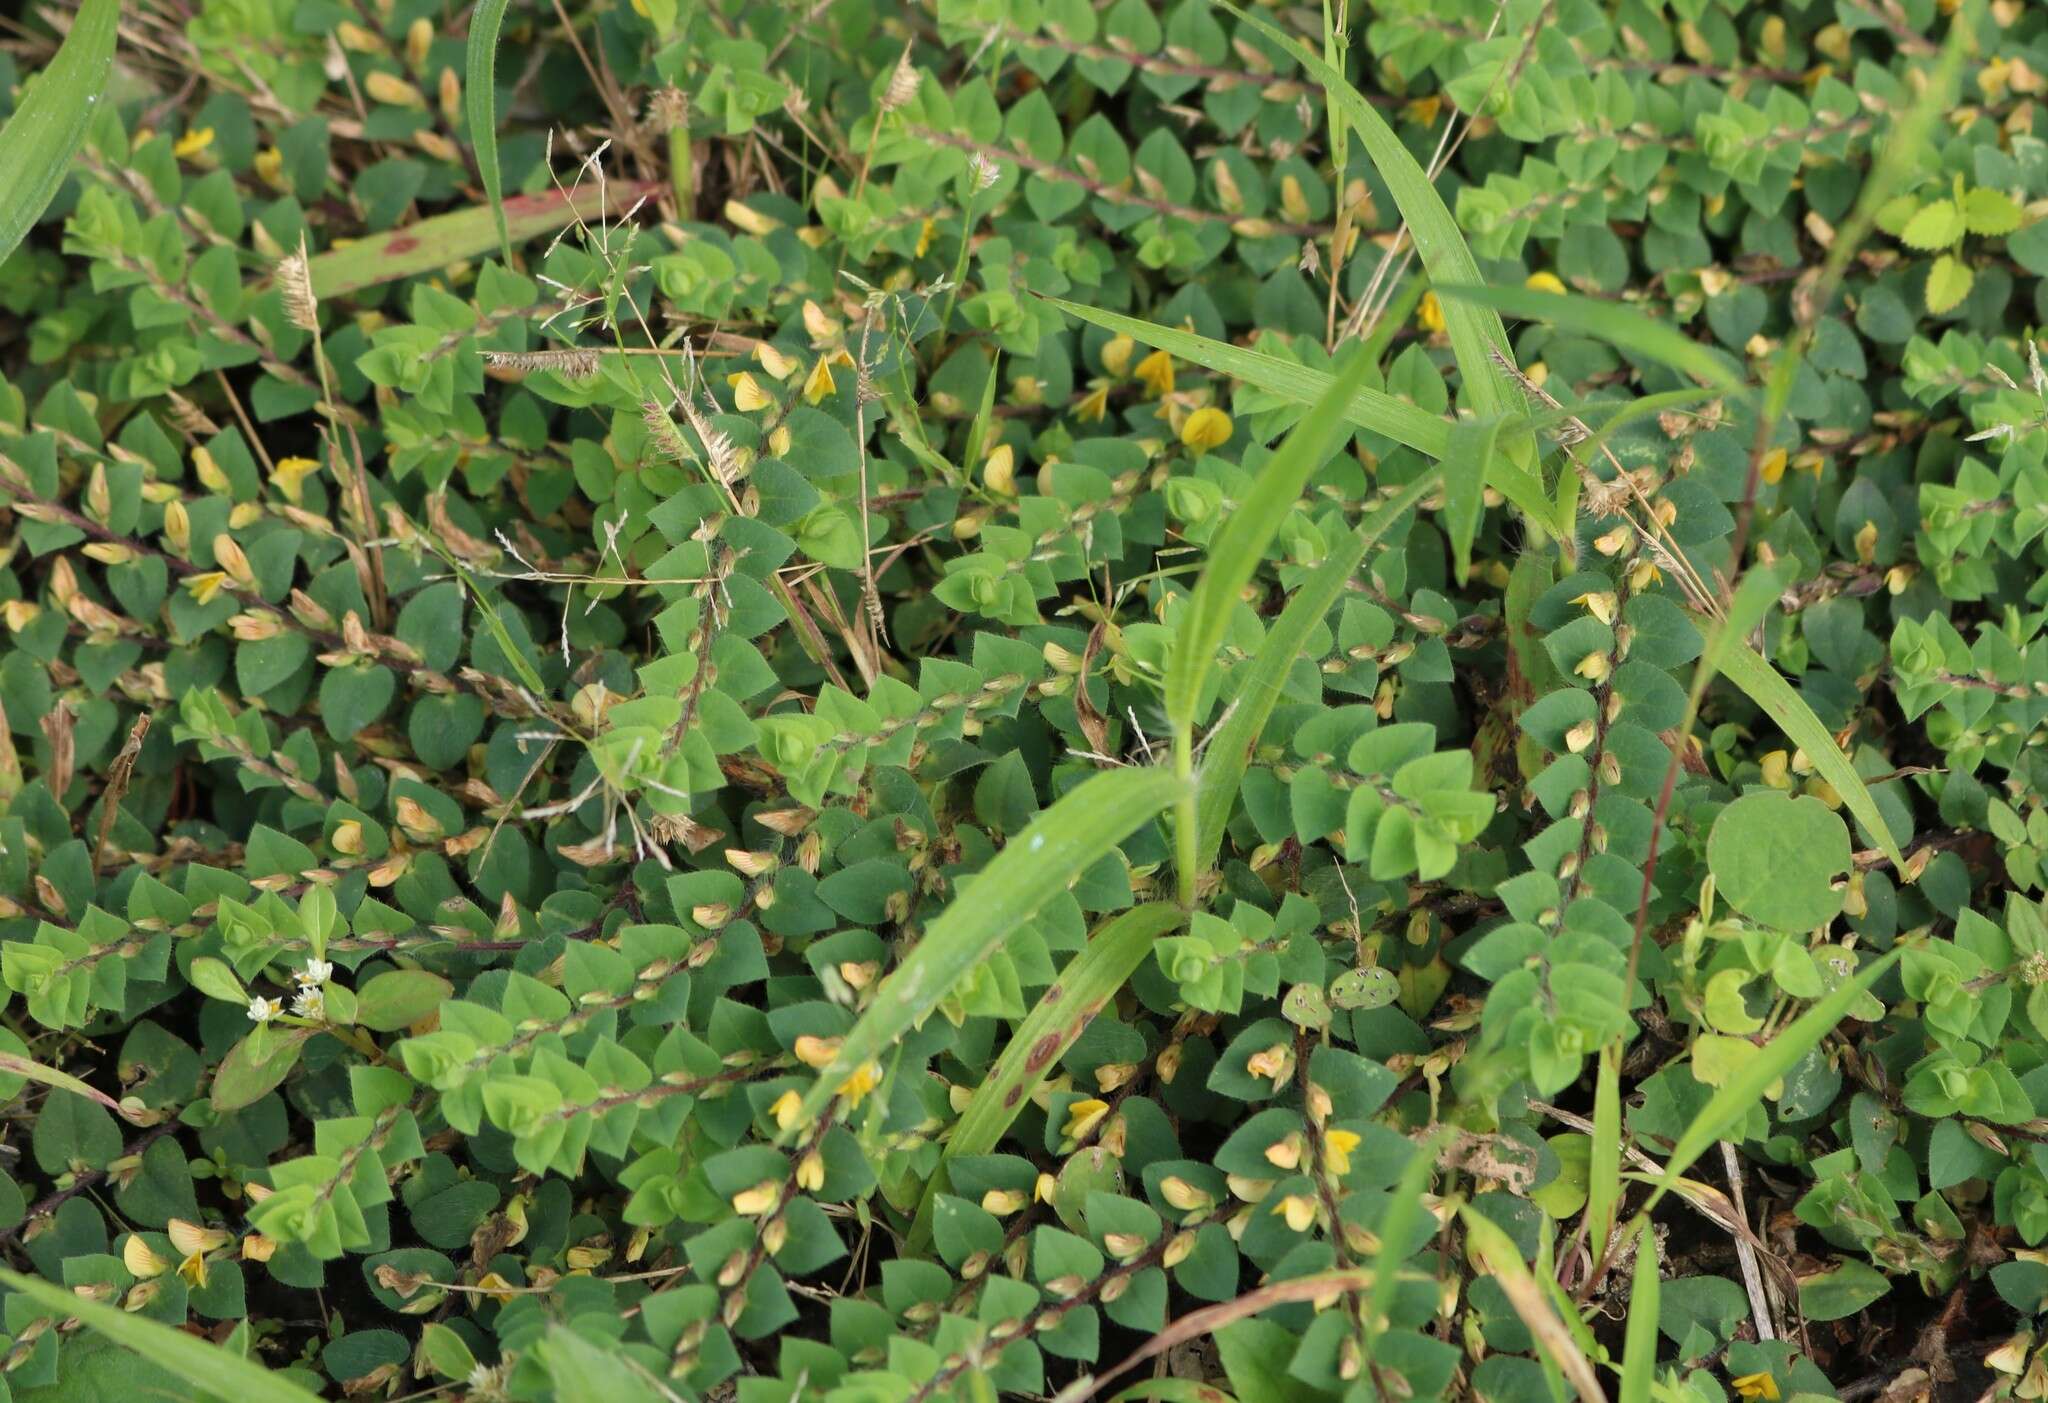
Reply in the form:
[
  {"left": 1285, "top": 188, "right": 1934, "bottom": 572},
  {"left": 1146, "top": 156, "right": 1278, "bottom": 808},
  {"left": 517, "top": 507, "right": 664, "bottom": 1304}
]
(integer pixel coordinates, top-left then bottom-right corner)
[
  {"left": 1364, "top": 1127, "right": 1447, "bottom": 1358},
  {"left": 1040, "top": 296, "right": 1451, "bottom": 456},
  {"left": 788, "top": 766, "right": 1186, "bottom": 1127},
  {"left": 0, "top": 0, "right": 121, "bottom": 268},
  {"left": 1588, "top": 1041, "right": 1622, "bottom": 1272},
  {"left": 909, "top": 901, "right": 1184, "bottom": 1247},
  {"left": 1222, "top": 4, "right": 1515, "bottom": 422},
  {"left": 465, "top": 0, "right": 514, "bottom": 262},
  {"left": 1438, "top": 285, "right": 1748, "bottom": 394},
  {"left": 1618, "top": 1219, "right": 1661, "bottom": 1403},
  {"left": 0, "top": 1269, "right": 323, "bottom": 1401},
  {"left": 1164, "top": 348, "right": 1377, "bottom": 735},
  {"left": 1647, "top": 945, "right": 1902, "bottom": 1207},
  {"left": 1713, "top": 636, "right": 1906, "bottom": 867},
  {"left": 303, "top": 178, "right": 660, "bottom": 297},
  {"left": 0, "top": 1052, "right": 152, "bottom": 1124},
  {"left": 1459, "top": 1208, "right": 1610, "bottom": 1403},
  {"left": 1194, "top": 468, "right": 1440, "bottom": 869},
  {"left": 1442, "top": 415, "right": 1505, "bottom": 583},
  {"left": 1041, "top": 296, "right": 1558, "bottom": 535}
]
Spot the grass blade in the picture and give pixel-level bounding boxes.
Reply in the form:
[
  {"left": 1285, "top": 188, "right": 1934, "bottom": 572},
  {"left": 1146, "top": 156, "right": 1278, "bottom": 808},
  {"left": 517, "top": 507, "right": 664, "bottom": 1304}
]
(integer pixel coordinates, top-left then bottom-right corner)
[
  {"left": 1041, "top": 296, "right": 1556, "bottom": 533},
  {"left": 1713, "top": 636, "right": 1906, "bottom": 867},
  {"left": 0, "top": 1268, "right": 322, "bottom": 1401},
  {"left": 1646, "top": 945, "right": 1902, "bottom": 1209},
  {"left": 303, "top": 178, "right": 660, "bottom": 297},
  {"left": 1164, "top": 348, "right": 1376, "bottom": 736},
  {"left": 908, "top": 901, "right": 1184, "bottom": 1247},
  {"left": 1587, "top": 1041, "right": 1622, "bottom": 1270},
  {"left": 787, "top": 765, "right": 1186, "bottom": 1127},
  {"left": 1459, "top": 1207, "right": 1610, "bottom": 1403},
  {"left": 0, "top": 0, "right": 121, "bottom": 268},
  {"left": 1364, "top": 1127, "right": 1446, "bottom": 1363},
  {"left": 1222, "top": 4, "right": 1514, "bottom": 422},
  {"left": 465, "top": 0, "right": 514, "bottom": 262},
  {"left": 1618, "top": 1219, "right": 1661, "bottom": 1403},
  {"left": 1194, "top": 468, "right": 1440, "bottom": 869},
  {"left": 1438, "top": 285, "right": 1748, "bottom": 395},
  {"left": 1041, "top": 296, "right": 1450, "bottom": 456}
]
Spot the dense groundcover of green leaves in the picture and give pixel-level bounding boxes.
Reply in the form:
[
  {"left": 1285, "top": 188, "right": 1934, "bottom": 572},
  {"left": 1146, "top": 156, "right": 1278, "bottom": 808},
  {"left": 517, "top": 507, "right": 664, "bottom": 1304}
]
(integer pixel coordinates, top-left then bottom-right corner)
[{"left": 6, "top": 0, "right": 2048, "bottom": 1397}]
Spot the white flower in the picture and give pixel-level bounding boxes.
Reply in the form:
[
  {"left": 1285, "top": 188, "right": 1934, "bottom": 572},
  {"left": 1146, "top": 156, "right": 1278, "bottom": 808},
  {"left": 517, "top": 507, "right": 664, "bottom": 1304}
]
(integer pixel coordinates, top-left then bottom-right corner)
[
  {"left": 246, "top": 996, "right": 282, "bottom": 1023},
  {"left": 291, "top": 986, "right": 325, "bottom": 1021},
  {"left": 296, "top": 958, "right": 333, "bottom": 987}
]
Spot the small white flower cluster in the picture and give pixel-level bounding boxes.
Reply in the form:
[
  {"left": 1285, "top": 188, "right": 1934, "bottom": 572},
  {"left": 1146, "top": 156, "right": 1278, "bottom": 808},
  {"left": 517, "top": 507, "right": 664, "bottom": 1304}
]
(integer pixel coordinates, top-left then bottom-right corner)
[{"left": 246, "top": 959, "right": 336, "bottom": 1024}]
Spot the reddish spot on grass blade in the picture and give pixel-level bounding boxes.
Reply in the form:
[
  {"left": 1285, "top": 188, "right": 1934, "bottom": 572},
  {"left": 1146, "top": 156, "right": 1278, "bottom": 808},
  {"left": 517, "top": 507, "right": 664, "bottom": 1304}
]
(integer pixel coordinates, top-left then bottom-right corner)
[{"left": 300, "top": 179, "right": 663, "bottom": 298}]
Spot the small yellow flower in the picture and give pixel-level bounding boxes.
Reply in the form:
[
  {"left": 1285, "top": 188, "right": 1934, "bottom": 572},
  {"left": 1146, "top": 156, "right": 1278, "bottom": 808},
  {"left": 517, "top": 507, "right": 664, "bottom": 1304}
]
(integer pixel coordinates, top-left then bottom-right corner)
[
  {"left": 769, "top": 1089, "right": 803, "bottom": 1133},
  {"left": 1322, "top": 1128, "right": 1362, "bottom": 1176},
  {"left": 1062, "top": 1098, "right": 1111, "bottom": 1143},
  {"left": 982, "top": 1187, "right": 1029, "bottom": 1215},
  {"left": 754, "top": 342, "right": 799, "bottom": 380},
  {"left": 1180, "top": 407, "right": 1233, "bottom": 454},
  {"left": 984, "top": 443, "right": 1016, "bottom": 495},
  {"left": 1101, "top": 334, "right": 1136, "bottom": 377},
  {"left": 184, "top": 571, "right": 232, "bottom": 606},
  {"left": 1759, "top": 749, "right": 1791, "bottom": 788},
  {"left": 1570, "top": 590, "right": 1618, "bottom": 625},
  {"left": 168, "top": 1220, "right": 231, "bottom": 1256},
  {"left": 802, "top": 355, "right": 837, "bottom": 405},
  {"left": 732, "top": 1180, "right": 781, "bottom": 1216},
  {"left": 1731, "top": 1372, "right": 1780, "bottom": 1402},
  {"left": 836, "top": 1060, "right": 882, "bottom": 1106},
  {"left": 193, "top": 445, "right": 230, "bottom": 491},
  {"left": 1417, "top": 291, "right": 1446, "bottom": 333},
  {"left": 1272, "top": 1194, "right": 1319, "bottom": 1232},
  {"left": 1404, "top": 95, "right": 1442, "bottom": 126},
  {"left": 1574, "top": 651, "right": 1611, "bottom": 684},
  {"left": 793, "top": 1034, "right": 841, "bottom": 1069},
  {"left": 1134, "top": 349, "right": 1175, "bottom": 398},
  {"left": 365, "top": 72, "right": 427, "bottom": 109},
  {"left": 123, "top": 1235, "right": 169, "bottom": 1279},
  {"left": 1524, "top": 270, "right": 1567, "bottom": 295},
  {"left": 728, "top": 371, "right": 773, "bottom": 411},
  {"left": 173, "top": 128, "right": 215, "bottom": 161},
  {"left": 177, "top": 1250, "right": 209, "bottom": 1288},
  {"left": 476, "top": 1271, "right": 517, "bottom": 1304},
  {"left": 271, "top": 455, "right": 322, "bottom": 503},
  {"left": 1245, "top": 1043, "right": 1294, "bottom": 1087},
  {"left": 1159, "top": 1175, "right": 1211, "bottom": 1212},
  {"left": 915, "top": 217, "right": 936, "bottom": 258},
  {"left": 1075, "top": 383, "right": 1111, "bottom": 423},
  {"left": 802, "top": 299, "right": 841, "bottom": 345},
  {"left": 796, "top": 1151, "right": 825, "bottom": 1191},
  {"left": 1758, "top": 447, "right": 1788, "bottom": 485}
]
